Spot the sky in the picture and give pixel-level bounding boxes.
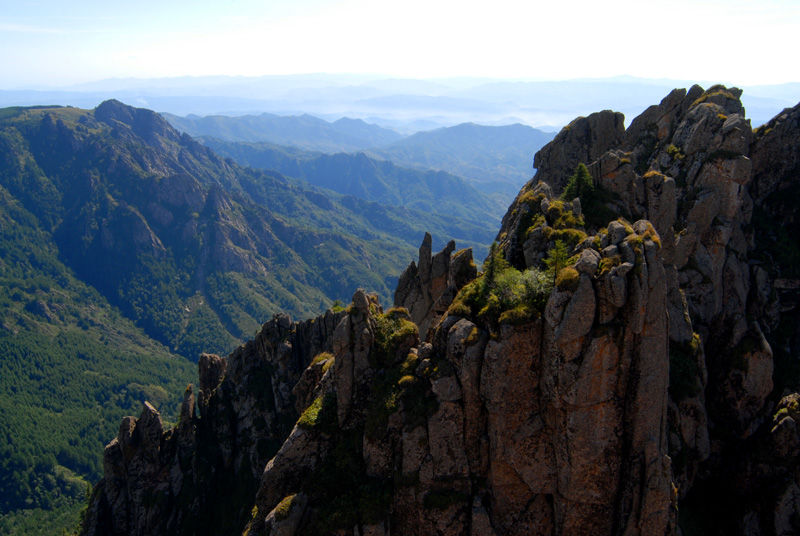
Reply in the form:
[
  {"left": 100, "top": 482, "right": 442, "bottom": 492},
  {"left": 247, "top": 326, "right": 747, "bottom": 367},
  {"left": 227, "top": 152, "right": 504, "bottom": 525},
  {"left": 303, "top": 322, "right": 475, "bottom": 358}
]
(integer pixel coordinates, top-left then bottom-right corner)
[{"left": 1, "top": 0, "right": 799, "bottom": 88}]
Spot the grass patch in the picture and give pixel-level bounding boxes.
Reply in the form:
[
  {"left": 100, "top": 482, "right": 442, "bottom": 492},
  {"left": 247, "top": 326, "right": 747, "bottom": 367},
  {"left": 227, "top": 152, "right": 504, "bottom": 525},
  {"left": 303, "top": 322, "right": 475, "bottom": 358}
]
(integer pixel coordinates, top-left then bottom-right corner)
[
  {"left": 555, "top": 267, "right": 580, "bottom": 292},
  {"left": 365, "top": 352, "right": 436, "bottom": 439},
  {"left": 598, "top": 255, "right": 621, "bottom": 276},
  {"left": 273, "top": 493, "right": 298, "bottom": 521},
  {"left": 311, "top": 352, "right": 335, "bottom": 373},
  {"left": 372, "top": 308, "right": 418, "bottom": 369},
  {"left": 667, "top": 144, "right": 686, "bottom": 161},
  {"left": 447, "top": 262, "right": 551, "bottom": 329},
  {"left": 691, "top": 86, "right": 737, "bottom": 108},
  {"left": 297, "top": 394, "right": 338, "bottom": 435}
]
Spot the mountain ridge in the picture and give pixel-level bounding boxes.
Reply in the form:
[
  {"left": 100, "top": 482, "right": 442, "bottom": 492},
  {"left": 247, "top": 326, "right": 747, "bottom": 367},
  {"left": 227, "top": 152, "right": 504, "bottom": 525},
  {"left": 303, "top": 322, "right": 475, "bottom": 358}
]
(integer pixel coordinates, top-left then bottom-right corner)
[
  {"left": 5, "top": 75, "right": 795, "bottom": 128},
  {"left": 363, "top": 121, "right": 555, "bottom": 198},
  {"left": 162, "top": 111, "right": 403, "bottom": 153},
  {"left": 78, "top": 86, "right": 800, "bottom": 536},
  {"left": 196, "top": 137, "right": 505, "bottom": 226},
  {"left": 165, "top": 112, "right": 555, "bottom": 208}
]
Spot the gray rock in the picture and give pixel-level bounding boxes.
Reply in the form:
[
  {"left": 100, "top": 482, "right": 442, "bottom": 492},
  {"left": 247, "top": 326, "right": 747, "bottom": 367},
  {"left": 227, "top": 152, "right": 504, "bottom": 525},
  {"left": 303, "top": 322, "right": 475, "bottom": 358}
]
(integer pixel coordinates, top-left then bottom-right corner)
[
  {"left": 432, "top": 375, "right": 462, "bottom": 402},
  {"left": 619, "top": 240, "right": 636, "bottom": 264},
  {"left": 395, "top": 235, "right": 472, "bottom": 341},
  {"left": 607, "top": 221, "right": 628, "bottom": 244},
  {"left": 533, "top": 110, "right": 625, "bottom": 195},
  {"left": 572, "top": 197, "right": 582, "bottom": 217},
  {"left": 603, "top": 244, "right": 619, "bottom": 258},
  {"left": 556, "top": 274, "right": 596, "bottom": 347},
  {"left": 574, "top": 248, "right": 600, "bottom": 276},
  {"left": 540, "top": 197, "right": 551, "bottom": 213}
]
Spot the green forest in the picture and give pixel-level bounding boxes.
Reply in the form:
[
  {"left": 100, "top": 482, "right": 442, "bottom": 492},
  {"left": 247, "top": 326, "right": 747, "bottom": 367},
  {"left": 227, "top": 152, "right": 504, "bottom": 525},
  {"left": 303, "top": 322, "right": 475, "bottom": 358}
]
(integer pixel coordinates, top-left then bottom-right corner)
[{"left": 0, "top": 179, "right": 193, "bottom": 534}]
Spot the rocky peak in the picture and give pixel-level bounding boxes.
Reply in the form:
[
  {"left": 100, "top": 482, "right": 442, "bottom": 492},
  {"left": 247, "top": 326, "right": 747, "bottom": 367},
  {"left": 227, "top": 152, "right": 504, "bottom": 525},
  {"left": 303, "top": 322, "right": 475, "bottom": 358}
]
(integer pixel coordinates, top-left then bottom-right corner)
[
  {"left": 81, "top": 306, "right": 346, "bottom": 535},
  {"left": 394, "top": 232, "right": 477, "bottom": 340},
  {"left": 95, "top": 99, "right": 181, "bottom": 147},
  {"left": 532, "top": 109, "right": 625, "bottom": 194},
  {"left": 750, "top": 101, "right": 800, "bottom": 232},
  {"left": 240, "top": 207, "right": 673, "bottom": 535},
  {"left": 496, "top": 84, "right": 798, "bottom": 522}
]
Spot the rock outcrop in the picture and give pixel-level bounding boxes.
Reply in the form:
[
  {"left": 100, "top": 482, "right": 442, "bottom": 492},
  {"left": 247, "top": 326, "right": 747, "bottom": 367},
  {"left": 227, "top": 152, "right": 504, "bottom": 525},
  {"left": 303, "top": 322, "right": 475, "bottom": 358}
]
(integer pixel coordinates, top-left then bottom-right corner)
[
  {"left": 394, "top": 232, "right": 478, "bottom": 340},
  {"left": 81, "top": 86, "right": 800, "bottom": 536},
  {"left": 81, "top": 309, "right": 345, "bottom": 536},
  {"left": 242, "top": 211, "right": 673, "bottom": 536},
  {"left": 497, "top": 84, "right": 799, "bottom": 532}
]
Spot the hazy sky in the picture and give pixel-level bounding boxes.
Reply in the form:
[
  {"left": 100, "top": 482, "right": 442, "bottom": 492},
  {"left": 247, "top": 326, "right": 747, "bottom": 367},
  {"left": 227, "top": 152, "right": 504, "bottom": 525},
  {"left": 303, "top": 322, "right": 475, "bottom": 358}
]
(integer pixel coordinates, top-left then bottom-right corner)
[{"left": 2, "top": 0, "right": 798, "bottom": 88}]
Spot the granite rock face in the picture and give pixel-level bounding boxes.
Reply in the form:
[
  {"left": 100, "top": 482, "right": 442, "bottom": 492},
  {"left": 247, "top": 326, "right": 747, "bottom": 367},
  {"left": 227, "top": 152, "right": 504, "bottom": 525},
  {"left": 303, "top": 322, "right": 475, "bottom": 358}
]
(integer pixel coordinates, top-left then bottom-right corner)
[
  {"left": 81, "top": 309, "right": 345, "bottom": 536},
  {"left": 498, "top": 84, "right": 799, "bottom": 533},
  {"left": 241, "top": 218, "right": 671, "bottom": 536},
  {"left": 533, "top": 110, "right": 626, "bottom": 195},
  {"left": 82, "top": 86, "right": 800, "bottom": 536},
  {"left": 394, "top": 232, "right": 477, "bottom": 340}
]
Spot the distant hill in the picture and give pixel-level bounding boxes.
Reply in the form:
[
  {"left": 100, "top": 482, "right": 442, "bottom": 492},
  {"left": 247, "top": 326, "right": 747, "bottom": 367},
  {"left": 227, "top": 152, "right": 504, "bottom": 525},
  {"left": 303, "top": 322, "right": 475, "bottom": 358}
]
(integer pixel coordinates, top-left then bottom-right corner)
[
  {"left": 198, "top": 138, "right": 506, "bottom": 225},
  {"left": 364, "top": 122, "right": 555, "bottom": 199},
  {"left": 0, "top": 101, "right": 495, "bottom": 534},
  {"left": 162, "top": 112, "right": 404, "bottom": 153}
]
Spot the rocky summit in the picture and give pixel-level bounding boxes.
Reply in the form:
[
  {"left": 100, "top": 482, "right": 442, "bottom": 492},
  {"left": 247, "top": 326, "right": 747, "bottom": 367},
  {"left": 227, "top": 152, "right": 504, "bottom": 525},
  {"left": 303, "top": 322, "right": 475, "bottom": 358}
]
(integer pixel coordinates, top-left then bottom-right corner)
[{"left": 80, "top": 85, "right": 800, "bottom": 536}]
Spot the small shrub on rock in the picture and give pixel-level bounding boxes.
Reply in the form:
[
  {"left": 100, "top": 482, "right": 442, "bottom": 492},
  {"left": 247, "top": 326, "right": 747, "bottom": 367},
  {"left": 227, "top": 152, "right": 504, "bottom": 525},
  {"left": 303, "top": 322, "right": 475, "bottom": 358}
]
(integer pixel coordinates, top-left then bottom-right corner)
[{"left": 555, "top": 268, "right": 581, "bottom": 293}]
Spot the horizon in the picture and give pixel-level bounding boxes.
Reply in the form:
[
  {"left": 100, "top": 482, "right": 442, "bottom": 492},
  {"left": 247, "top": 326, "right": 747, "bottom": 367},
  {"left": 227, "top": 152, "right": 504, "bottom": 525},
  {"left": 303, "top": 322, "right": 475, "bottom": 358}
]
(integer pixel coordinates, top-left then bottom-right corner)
[{"left": 2, "top": 72, "right": 795, "bottom": 132}]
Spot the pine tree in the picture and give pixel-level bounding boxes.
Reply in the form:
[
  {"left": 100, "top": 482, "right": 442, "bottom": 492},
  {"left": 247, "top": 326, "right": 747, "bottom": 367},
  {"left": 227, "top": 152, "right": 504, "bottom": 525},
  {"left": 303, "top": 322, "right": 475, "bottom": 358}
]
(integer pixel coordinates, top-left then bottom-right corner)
[
  {"left": 563, "top": 163, "right": 594, "bottom": 201},
  {"left": 544, "top": 240, "right": 569, "bottom": 286},
  {"left": 484, "top": 242, "right": 499, "bottom": 288}
]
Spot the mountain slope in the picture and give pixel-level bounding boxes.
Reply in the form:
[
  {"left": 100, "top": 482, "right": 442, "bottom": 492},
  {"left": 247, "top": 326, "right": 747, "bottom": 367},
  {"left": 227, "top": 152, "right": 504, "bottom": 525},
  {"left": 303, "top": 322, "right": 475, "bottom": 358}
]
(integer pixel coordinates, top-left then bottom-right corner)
[
  {"left": 162, "top": 112, "right": 404, "bottom": 153},
  {"left": 0, "top": 101, "right": 494, "bottom": 362},
  {"left": 364, "top": 122, "right": 555, "bottom": 199},
  {"left": 197, "top": 138, "right": 505, "bottom": 225},
  {"left": 0, "top": 100, "right": 495, "bottom": 533},
  {"left": 0, "top": 177, "right": 194, "bottom": 535}
]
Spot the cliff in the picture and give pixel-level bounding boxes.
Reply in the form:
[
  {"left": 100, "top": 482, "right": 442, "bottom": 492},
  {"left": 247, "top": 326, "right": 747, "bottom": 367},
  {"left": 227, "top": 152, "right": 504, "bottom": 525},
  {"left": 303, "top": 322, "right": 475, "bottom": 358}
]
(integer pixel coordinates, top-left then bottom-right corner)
[{"left": 80, "top": 86, "right": 800, "bottom": 535}]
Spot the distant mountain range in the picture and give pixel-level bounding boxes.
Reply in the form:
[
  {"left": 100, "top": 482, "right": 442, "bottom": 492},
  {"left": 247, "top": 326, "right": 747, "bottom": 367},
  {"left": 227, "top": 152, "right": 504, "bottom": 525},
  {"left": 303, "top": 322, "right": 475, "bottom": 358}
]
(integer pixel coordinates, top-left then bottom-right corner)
[
  {"left": 364, "top": 122, "right": 555, "bottom": 196},
  {"left": 162, "top": 112, "right": 403, "bottom": 152},
  {"left": 166, "top": 112, "right": 555, "bottom": 205},
  {"left": 198, "top": 138, "right": 505, "bottom": 225},
  {"left": 4, "top": 74, "right": 796, "bottom": 128}
]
